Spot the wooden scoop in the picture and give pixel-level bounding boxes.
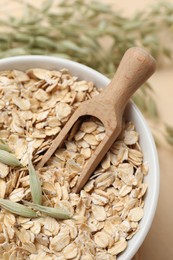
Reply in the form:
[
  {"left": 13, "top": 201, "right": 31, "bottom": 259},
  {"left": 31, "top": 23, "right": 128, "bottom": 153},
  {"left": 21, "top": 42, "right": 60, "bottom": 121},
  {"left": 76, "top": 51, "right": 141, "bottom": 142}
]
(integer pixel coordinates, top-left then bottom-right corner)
[{"left": 36, "top": 47, "right": 156, "bottom": 193}]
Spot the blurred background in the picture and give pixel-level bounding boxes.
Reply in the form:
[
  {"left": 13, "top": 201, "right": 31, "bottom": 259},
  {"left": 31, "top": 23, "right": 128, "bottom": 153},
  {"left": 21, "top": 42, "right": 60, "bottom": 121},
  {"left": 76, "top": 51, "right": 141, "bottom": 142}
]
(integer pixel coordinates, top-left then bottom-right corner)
[{"left": 0, "top": 0, "right": 173, "bottom": 259}]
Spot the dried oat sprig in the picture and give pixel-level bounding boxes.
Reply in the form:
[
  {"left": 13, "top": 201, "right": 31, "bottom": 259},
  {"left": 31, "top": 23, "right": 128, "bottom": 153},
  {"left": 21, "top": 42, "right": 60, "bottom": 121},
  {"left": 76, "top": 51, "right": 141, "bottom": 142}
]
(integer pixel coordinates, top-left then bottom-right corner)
[
  {"left": 1, "top": 0, "right": 171, "bottom": 122},
  {"left": 1, "top": 0, "right": 172, "bottom": 71},
  {"left": 23, "top": 200, "right": 72, "bottom": 219},
  {"left": 0, "top": 139, "right": 12, "bottom": 153},
  {"left": 0, "top": 150, "right": 20, "bottom": 167},
  {"left": 0, "top": 199, "right": 37, "bottom": 218},
  {"left": 165, "top": 125, "right": 173, "bottom": 145},
  {"left": 28, "top": 157, "right": 42, "bottom": 205}
]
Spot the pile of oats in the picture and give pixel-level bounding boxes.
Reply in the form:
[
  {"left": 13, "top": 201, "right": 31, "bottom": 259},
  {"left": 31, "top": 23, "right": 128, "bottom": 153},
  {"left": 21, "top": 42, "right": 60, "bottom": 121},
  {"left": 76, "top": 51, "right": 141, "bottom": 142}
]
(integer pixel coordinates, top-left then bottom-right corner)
[{"left": 0, "top": 68, "right": 148, "bottom": 259}]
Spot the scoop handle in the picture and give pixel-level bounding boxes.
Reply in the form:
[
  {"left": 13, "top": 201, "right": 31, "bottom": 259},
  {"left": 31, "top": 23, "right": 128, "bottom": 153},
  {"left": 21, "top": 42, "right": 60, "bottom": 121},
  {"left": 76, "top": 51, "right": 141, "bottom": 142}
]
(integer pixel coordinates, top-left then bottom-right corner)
[{"left": 104, "top": 47, "right": 156, "bottom": 112}]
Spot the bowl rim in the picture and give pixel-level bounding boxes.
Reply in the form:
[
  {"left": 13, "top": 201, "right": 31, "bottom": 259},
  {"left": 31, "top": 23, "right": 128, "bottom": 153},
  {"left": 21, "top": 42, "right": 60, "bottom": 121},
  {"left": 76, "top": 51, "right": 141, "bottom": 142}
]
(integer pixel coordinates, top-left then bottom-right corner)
[{"left": 0, "top": 55, "right": 160, "bottom": 260}]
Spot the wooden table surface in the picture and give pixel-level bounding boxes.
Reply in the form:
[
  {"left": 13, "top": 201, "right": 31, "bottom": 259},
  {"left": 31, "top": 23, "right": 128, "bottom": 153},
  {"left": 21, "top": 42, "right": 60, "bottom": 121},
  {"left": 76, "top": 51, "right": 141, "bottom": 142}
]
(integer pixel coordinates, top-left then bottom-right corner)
[{"left": 1, "top": 1, "right": 173, "bottom": 259}]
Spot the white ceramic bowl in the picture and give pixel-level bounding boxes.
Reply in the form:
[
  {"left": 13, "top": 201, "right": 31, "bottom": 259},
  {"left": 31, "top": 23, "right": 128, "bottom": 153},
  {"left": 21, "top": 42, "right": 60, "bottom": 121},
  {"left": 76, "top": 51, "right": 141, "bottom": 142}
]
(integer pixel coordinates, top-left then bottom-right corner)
[{"left": 0, "top": 55, "right": 160, "bottom": 260}]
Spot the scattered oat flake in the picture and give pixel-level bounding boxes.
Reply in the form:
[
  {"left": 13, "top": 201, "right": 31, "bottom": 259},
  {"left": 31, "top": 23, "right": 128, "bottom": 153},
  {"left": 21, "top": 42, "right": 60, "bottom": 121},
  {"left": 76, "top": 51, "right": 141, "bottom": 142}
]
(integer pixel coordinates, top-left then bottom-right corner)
[
  {"left": 9, "top": 188, "right": 25, "bottom": 202},
  {"left": 81, "top": 121, "right": 97, "bottom": 133},
  {"left": 30, "top": 68, "right": 51, "bottom": 80},
  {"left": 0, "top": 162, "right": 9, "bottom": 178},
  {"left": 34, "top": 89, "right": 49, "bottom": 102},
  {"left": 124, "top": 130, "right": 139, "bottom": 145},
  {"left": 81, "top": 147, "right": 92, "bottom": 159},
  {"left": 84, "top": 179, "right": 94, "bottom": 192},
  {"left": 108, "top": 238, "right": 127, "bottom": 255},
  {"left": 119, "top": 185, "right": 132, "bottom": 197},
  {"left": 92, "top": 193, "right": 109, "bottom": 205},
  {"left": 4, "top": 213, "right": 16, "bottom": 226},
  {"left": 44, "top": 216, "right": 60, "bottom": 236},
  {"left": 95, "top": 132, "right": 106, "bottom": 141},
  {"left": 63, "top": 243, "right": 78, "bottom": 259},
  {"left": 128, "top": 207, "right": 144, "bottom": 221},
  {"left": 36, "top": 110, "right": 49, "bottom": 121},
  {"left": 55, "top": 102, "right": 72, "bottom": 120},
  {"left": 94, "top": 231, "right": 109, "bottom": 248},
  {"left": 73, "top": 81, "right": 90, "bottom": 91},
  {"left": 13, "top": 96, "right": 31, "bottom": 110},
  {"left": 13, "top": 70, "right": 30, "bottom": 82},
  {"left": 22, "top": 242, "right": 37, "bottom": 254},
  {"left": 92, "top": 205, "right": 106, "bottom": 221},
  {"left": 74, "top": 131, "right": 85, "bottom": 141},
  {"left": 30, "top": 221, "right": 41, "bottom": 235},
  {"left": 138, "top": 183, "right": 148, "bottom": 198},
  {"left": 45, "top": 127, "right": 61, "bottom": 136},
  {"left": 0, "top": 100, "right": 5, "bottom": 110},
  {"left": 96, "top": 252, "right": 115, "bottom": 260},
  {"left": 83, "top": 134, "right": 99, "bottom": 146},
  {"left": 50, "top": 232, "right": 70, "bottom": 251},
  {"left": 0, "top": 179, "right": 6, "bottom": 198},
  {"left": 101, "top": 153, "right": 111, "bottom": 170}
]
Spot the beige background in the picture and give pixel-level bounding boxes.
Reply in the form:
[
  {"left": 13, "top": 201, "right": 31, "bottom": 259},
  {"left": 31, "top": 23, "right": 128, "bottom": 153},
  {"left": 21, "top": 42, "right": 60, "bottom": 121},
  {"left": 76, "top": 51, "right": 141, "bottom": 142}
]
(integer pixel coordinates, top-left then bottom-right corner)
[{"left": 1, "top": 0, "right": 173, "bottom": 259}]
